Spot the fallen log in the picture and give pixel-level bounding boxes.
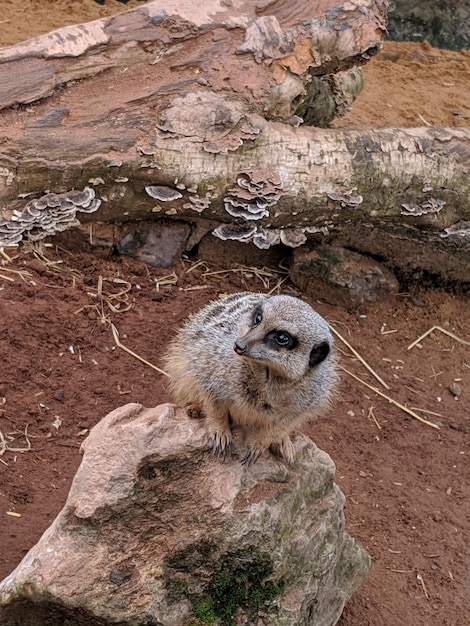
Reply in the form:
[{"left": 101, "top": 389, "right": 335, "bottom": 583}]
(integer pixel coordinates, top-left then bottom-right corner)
[{"left": 0, "top": 0, "right": 469, "bottom": 283}]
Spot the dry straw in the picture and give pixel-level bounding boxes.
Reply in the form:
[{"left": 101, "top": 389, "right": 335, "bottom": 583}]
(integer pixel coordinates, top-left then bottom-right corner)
[
  {"left": 338, "top": 365, "right": 439, "bottom": 429},
  {"left": 407, "top": 325, "right": 470, "bottom": 350}
]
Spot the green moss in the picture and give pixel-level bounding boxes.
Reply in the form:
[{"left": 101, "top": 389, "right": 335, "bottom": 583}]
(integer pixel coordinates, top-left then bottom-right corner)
[
  {"left": 193, "top": 598, "right": 218, "bottom": 623},
  {"left": 198, "top": 548, "right": 282, "bottom": 625},
  {"left": 165, "top": 545, "right": 283, "bottom": 625},
  {"left": 166, "top": 577, "right": 188, "bottom": 602}
]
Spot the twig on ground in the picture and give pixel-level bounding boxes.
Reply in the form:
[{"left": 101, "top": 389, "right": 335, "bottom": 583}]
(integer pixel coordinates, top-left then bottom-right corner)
[
  {"left": 416, "top": 573, "right": 430, "bottom": 599},
  {"left": 0, "top": 425, "right": 32, "bottom": 458},
  {"left": 407, "top": 325, "right": 470, "bottom": 350},
  {"left": 204, "top": 265, "right": 288, "bottom": 291},
  {"left": 329, "top": 324, "right": 390, "bottom": 390},
  {"left": 155, "top": 272, "right": 178, "bottom": 291},
  {"left": 0, "top": 248, "right": 13, "bottom": 262},
  {"left": 339, "top": 365, "right": 440, "bottom": 429},
  {"left": 417, "top": 113, "right": 432, "bottom": 127},
  {"left": 368, "top": 406, "right": 382, "bottom": 429},
  {"left": 111, "top": 323, "right": 170, "bottom": 378}
]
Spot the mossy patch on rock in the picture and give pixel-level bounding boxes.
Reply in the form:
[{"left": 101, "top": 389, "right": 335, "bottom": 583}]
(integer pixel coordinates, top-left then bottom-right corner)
[{"left": 166, "top": 546, "right": 282, "bottom": 625}]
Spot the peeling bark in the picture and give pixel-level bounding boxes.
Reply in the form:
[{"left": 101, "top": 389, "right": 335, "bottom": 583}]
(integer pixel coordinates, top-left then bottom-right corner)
[{"left": 0, "top": 0, "right": 469, "bottom": 282}]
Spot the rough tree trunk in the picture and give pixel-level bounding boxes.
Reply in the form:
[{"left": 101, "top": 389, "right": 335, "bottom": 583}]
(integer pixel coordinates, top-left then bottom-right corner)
[{"left": 0, "top": 0, "right": 469, "bottom": 282}]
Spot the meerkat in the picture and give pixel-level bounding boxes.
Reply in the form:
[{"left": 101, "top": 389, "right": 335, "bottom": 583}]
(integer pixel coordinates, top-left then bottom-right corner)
[{"left": 163, "top": 292, "right": 336, "bottom": 464}]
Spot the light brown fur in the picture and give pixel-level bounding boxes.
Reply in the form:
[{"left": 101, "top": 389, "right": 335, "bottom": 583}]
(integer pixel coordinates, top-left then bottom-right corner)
[{"left": 163, "top": 292, "right": 337, "bottom": 463}]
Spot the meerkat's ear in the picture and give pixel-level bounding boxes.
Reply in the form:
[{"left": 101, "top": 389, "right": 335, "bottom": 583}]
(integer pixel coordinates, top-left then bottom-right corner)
[{"left": 308, "top": 341, "right": 330, "bottom": 367}]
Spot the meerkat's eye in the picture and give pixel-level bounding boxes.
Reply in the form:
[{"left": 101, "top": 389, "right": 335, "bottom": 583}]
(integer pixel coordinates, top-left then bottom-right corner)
[
  {"left": 275, "top": 331, "right": 291, "bottom": 346},
  {"left": 253, "top": 307, "right": 263, "bottom": 326},
  {"left": 265, "top": 330, "right": 297, "bottom": 349}
]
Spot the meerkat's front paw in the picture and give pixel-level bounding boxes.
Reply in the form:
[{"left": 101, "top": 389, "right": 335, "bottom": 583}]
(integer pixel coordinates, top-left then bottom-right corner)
[
  {"left": 270, "top": 436, "right": 296, "bottom": 464},
  {"left": 210, "top": 428, "right": 234, "bottom": 460},
  {"left": 242, "top": 435, "right": 295, "bottom": 465},
  {"left": 240, "top": 445, "right": 265, "bottom": 465}
]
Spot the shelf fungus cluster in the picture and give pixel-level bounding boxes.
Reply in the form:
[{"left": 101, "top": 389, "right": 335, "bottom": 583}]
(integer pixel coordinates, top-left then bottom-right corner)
[
  {"left": 401, "top": 198, "right": 445, "bottom": 217},
  {"left": 0, "top": 187, "right": 100, "bottom": 248},
  {"left": 326, "top": 187, "right": 363, "bottom": 208},
  {"left": 213, "top": 224, "right": 307, "bottom": 249},
  {"left": 440, "top": 221, "right": 470, "bottom": 239},
  {"left": 224, "top": 168, "right": 285, "bottom": 221}
]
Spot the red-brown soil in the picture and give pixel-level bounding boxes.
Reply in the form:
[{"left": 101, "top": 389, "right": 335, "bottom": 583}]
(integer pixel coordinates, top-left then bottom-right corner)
[{"left": 0, "top": 3, "right": 469, "bottom": 626}]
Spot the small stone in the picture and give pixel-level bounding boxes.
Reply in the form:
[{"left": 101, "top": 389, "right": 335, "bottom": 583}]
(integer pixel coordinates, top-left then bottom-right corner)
[
  {"left": 449, "top": 382, "right": 461, "bottom": 399},
  {"left": 54, "top": 389, "right": 64, "bottom": 402}
]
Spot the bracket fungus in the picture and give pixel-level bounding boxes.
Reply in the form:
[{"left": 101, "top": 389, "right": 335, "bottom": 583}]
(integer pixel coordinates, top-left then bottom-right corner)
[
  {"left": 401, "top": 198, "right": 445, "bottom": 217},
  {"left": 213, "top": 223, "right": 308, "bottom": 249},
  {"left": 0, "top": 187, "right": 100, "bottom": 248},
  {"left": 224, "top": 168, "right": 284, "bottom": 221},
  {"left": 182, "top": 195, "right": 212, "bottom": 213},
  {"left": 327, "top": 188, "right": 363, "bottom": 208},
  {"left": 145, "top": 186, "right": 183, "bottom": 202},
  {"left": 212, "top": 223, "right": 258, "bottom": 243},
  {"left": 440, "top": 221, "right": 470, "bottom": 239},
  {"left": 252, "top": 227, "right": 281, "bottom": 250},
  {"left": 279, "top": 228, "right": 307, "bottom": 247}
]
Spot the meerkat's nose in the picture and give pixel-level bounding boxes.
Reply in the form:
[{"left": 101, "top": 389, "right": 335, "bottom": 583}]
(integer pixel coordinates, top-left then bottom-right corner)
[{"left": 234, "top": 340, "right": 247, "bottom": 355}]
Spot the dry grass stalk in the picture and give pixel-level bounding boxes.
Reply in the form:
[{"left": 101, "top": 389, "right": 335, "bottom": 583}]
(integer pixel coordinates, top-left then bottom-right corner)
[
  {"left": 409, "top": 407, "right": 443, "bottom": 417},
  {"left": 33, "top": 251, "right": 83, "bottom": 279},
  {"left": 0, "top": 267, "right": 33, "bottom": 283},
  {"left": 329, "top": 324, "right": 390, "bottom": 390},
  {"left": 111, "top": 323, "right": 170, "bottom": 378},
  {"left": 416, "top": 573, "right": 430, "bottom": 600},
  {"left": 339, "top": 365, "right": 440, "bottom": 429},
  {"left": 0, "top": 425, "right": 32, "bottom": 458},
  {"left": 155, "top": 272, "right": 178, "bottom": 291},
  {"left": 76, "top": 275, "right": 133, "bottom": 319},
  {"left": 184, "top": 260, "right": 210, "bottom": 274},
  {"left": 368, "top": 406, "right": 382, "bottom": 429},
  {"left": 0, "top": 248, "right": 13, "bottom": 262},
  {"left": 204, "top": 265, "right": 288, "bottom": 291},
  {"left": 181, "top": 284, "right": 209, "bottom": 291},
  {"left": 417, "top": 113, "right": 432, "bottom": 127},
  {"left": 267, "top": 275, "right": 289, "bottom": 295},
  {"left": 407, "top": 325, "right": 470, "bottom": 350}
]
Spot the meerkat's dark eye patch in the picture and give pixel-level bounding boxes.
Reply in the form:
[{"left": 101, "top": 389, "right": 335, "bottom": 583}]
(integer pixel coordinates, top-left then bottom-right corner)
[
  {"left": 308, "top": 341, "right": 330, "bottom": 367},
  {"left": 253, "top": 305, "right": 263, "bottom": 326},
  {"left": 265, "top": 330, "right": 298, "bottom": 350}
]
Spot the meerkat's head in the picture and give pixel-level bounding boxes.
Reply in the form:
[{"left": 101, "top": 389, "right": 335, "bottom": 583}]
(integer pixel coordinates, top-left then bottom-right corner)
[{"left": 233, "top": 294, "right": 333, "bottom": 382}]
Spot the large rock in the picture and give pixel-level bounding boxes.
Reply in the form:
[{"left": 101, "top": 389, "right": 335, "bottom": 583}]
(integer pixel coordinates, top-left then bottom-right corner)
[
  {"left": 0, "top": 403, "right": 370, "bottom": 626},
  {"left": 291, "top": 246, "right": 399, "bottom": 309}
]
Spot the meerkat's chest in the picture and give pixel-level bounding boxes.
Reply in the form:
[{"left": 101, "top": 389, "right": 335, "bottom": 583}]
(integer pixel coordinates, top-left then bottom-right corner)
[{"left": 234, "top": 366, "right": 293, "bottom": 413}]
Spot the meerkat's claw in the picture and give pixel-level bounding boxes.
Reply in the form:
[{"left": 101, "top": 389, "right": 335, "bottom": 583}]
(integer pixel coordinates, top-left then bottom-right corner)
[
  {"left": 270, "top": 436, "right": 296, "bottom": 464},
  {"left": 240, "top": 447, "right": 263, "bottom": 465},
  {"left": 211, "top": 431, "right": 233, "bottom": 460}
]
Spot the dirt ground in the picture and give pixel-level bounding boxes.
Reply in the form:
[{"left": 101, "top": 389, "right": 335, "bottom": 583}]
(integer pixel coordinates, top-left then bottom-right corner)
[{"left": 0, "top": 2, "right": 469, "bottom": 626}]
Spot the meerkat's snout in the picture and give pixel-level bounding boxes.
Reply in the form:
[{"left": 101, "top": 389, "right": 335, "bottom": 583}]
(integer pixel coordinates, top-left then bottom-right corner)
[{"left": 234, "top": 340, "right": 247, "bottom": 355}]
